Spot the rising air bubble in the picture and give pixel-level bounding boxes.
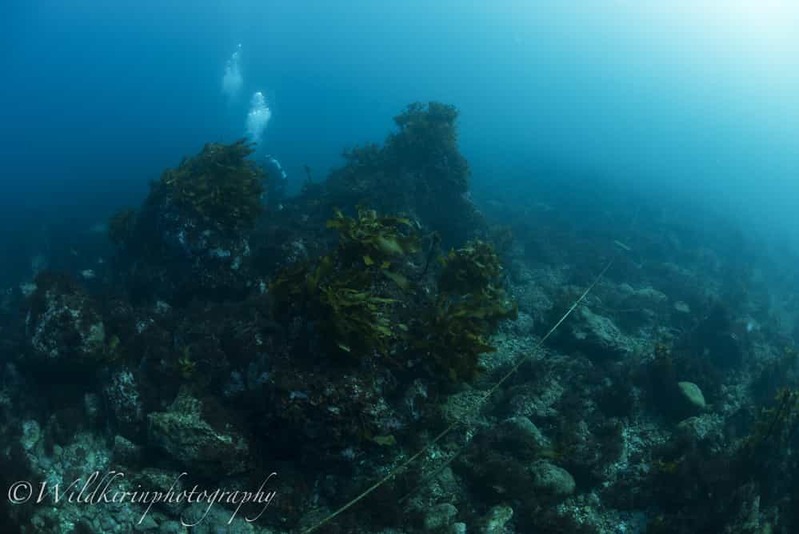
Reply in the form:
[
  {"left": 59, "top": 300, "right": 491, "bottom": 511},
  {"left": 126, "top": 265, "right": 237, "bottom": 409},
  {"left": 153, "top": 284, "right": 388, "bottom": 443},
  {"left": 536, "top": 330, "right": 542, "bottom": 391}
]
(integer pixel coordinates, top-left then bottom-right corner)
[
  {"left": 245, "top": 91, "right": 272, "bottom": 145},
  {"left": 222, "top": 44, "right": 243, "bottom": 102}
]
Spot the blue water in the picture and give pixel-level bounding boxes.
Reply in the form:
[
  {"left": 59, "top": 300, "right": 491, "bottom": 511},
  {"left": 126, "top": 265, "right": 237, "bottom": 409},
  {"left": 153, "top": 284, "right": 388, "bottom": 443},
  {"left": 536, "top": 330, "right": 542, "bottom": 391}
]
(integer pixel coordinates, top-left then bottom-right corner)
[
  {"left": 2, "top": 1, "right": 799, "bottom": 282},
  {"left": 4, "top": 4, "right": 799, "bottom": 532}
]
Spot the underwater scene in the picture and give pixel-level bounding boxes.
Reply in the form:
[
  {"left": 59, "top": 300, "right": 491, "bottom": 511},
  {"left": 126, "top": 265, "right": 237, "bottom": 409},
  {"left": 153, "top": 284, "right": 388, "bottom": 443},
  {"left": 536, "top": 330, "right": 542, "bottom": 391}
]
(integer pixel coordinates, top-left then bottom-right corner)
[{"left": 2, "top": 1, "right": 799, "bottom": 533}]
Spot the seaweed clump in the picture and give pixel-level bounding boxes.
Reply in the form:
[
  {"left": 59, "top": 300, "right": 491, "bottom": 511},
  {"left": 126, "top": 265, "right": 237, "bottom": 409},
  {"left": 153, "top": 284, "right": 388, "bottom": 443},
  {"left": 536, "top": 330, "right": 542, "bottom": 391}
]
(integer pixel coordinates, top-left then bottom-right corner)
[
  {"left": 419, "top": 240, "right": 518, "bottom": 382},
  {"left": 321, "top": 102, "right": 482, "bottom": 245},
  {"left": 264, "top": 209, "right": 517, "bottom": 476},
  {"left": 154, "top": 139, "right": 265, "bottom": 234},
  {"left": 271, "top": 214, "right": 516, "bottom": 382},
  {"left": 271, "top": 207, "right": 420, "bottom": 360},
  {"left": 388, "top": 101, "right": 470, "bottom": 199},
  {"left": 107, "top": 140, "right": 266, "bottom": 302}
]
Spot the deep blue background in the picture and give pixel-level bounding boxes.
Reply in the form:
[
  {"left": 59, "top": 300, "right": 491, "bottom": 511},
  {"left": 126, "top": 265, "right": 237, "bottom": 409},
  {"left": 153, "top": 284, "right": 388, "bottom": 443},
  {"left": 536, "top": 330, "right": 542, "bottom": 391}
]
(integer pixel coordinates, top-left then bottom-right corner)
[{"left": 2, "top": 1, "right": 798, "bottom": 283}]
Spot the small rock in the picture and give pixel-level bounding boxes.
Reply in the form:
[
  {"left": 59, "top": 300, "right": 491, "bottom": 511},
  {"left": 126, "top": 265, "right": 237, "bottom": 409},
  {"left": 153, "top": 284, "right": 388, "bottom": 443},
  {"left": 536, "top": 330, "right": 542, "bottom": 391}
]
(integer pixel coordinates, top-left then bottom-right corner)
[
  {"left": 676, "top": 414, "right": 722, "bottom": 442},
  {"left": 424, "top": 503, "right": 458, "bottom": 531},
  {"left": 147, "top": 388, "right": 252, "bottom": 476},
  {"left": 480, "top": 504, "right": 514, "bottom": 534},
  {"left": 112, "top": 435, "right": 142, "bottom": 465},
  {"left": 530, "top": 460, "right": 576, "bottom": 497},
  {"left": 441, "top": 390, "right": 487, "bottom": 426},
  {"left": 496, "top": 416, "right": 551, "bottom": 459},
  {"left": 564, "top": 307, "right": 633, "bottom": 361}
]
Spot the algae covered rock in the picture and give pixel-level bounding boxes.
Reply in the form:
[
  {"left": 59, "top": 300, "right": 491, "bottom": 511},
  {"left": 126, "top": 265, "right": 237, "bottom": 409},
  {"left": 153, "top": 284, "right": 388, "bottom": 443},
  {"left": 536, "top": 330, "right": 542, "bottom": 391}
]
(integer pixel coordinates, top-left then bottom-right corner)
[
  {"left": 323, "top": 101, "right": 484, "bottom": 245},
  {"left": 148, "top": 139, "right": 265, "bottom": 234},
  {"left": 110, "top": 140, "right": 265, "bottom": 302},
  {"left": 22, "top": 273, "right": 111, "bottom": 369},
  {"left": 480, "top": 505, "right": 514, "bottom": 534},
  {"left": 494, "top": 416, "right": 552, "bottom": 460},
  {"left": 147, "top": 388, "right": 252, "bottom": 476},
  {"left": 559, "top": 306, "right": 636, "bottom": 361},
  {"left": 423, "top": 502, "right": 459, "bottom": 531},
  {"left": 529, "top": 460, "right": 576, "bottom": 497},
  {"left": 104, "top": 368, "right": 146, "bottom": 438}
]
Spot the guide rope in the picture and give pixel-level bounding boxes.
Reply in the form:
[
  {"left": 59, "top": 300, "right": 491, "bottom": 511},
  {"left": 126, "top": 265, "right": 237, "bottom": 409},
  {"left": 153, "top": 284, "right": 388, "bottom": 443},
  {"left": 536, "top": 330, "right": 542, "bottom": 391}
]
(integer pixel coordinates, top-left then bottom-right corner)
[{"left": 302, "top": 214, "right": 636, "bottom": 534}]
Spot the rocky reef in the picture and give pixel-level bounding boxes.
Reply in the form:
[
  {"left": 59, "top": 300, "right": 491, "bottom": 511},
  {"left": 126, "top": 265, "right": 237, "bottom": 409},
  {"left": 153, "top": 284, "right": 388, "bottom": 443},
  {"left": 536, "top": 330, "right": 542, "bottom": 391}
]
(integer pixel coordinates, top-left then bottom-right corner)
[{"left": 0, "top": 102, "right": 798, "bottom": 533}]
